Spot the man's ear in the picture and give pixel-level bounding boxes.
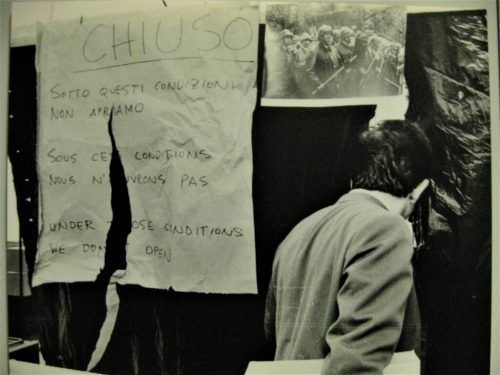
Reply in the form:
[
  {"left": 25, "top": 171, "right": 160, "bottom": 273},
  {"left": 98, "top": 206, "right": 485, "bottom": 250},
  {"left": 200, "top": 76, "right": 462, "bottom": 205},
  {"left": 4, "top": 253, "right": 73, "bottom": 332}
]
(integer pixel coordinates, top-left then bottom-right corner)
[{"left": 409, "top": 179, "right": 430, "bottom": 204}]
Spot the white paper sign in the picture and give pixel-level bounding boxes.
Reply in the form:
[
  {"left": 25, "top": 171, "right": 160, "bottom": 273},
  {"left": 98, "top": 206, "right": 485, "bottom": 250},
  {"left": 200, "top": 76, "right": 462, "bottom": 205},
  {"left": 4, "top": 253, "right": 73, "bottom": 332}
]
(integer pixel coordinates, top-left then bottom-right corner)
[{"left": 34, "top": 4, "right": 259, "bottom": 294}]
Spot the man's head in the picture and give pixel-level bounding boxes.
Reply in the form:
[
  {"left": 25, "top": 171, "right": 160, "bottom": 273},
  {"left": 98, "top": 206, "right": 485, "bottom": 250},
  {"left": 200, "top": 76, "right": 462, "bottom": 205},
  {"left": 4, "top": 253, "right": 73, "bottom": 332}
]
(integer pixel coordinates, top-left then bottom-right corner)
[
  {"left": 351, "top": 120, "right": 432, "bottom": 200},
  {"left": 363, "top": 19, "right": 375, "bottom": 33},
  {"left": 340, "top": 27, "right": 354, "bottom": 47},
  {"left": 385, "top": 43, "right": 401, "bottom": 61},
  {"left": 318, "top": 25, "right": 334, "bottom": 46},
  {"left": 332, "top": 29, "right": 341, "bottom": 45},
  {"left": 300, "top": 32, "right": 312, "bottom": 48},
  {"left": 280, "top": 29, "right": 294, "bottom": 47}
]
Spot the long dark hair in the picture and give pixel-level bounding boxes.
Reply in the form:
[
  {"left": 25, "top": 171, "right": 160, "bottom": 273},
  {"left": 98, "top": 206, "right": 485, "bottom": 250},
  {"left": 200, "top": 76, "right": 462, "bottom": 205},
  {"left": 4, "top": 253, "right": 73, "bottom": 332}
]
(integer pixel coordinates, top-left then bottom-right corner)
[
  {"left": 351, "top": 120, "right": 433, "bottom": 197},
  {"left": 351, "top": 120, "right": 434, "bottom": 249}
]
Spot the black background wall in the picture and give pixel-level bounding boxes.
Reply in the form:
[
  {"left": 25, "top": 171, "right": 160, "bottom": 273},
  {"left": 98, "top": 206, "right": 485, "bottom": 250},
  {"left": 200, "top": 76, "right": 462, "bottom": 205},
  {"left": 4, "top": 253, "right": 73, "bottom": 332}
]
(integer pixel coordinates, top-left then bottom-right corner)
[
  {"left": 405, "top": 11, "right": 491, "bottom": 375},
  {"left": 7, "top": 11, "right": 491, "bottom": 375}
]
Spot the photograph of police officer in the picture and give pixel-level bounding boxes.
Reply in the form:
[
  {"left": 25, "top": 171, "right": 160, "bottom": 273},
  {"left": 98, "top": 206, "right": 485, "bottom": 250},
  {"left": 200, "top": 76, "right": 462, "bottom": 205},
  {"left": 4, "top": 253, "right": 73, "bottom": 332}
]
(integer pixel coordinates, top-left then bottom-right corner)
[{"left": 262, "top": 3, "right": 407, "bottom": 100}]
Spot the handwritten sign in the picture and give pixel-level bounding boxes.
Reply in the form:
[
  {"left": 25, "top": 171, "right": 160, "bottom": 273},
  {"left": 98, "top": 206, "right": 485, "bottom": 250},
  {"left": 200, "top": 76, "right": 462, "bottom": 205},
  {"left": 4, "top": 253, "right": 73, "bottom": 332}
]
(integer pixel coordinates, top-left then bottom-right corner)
[{"left": 34, "top": 4, "right": 259, "bottom": 293}]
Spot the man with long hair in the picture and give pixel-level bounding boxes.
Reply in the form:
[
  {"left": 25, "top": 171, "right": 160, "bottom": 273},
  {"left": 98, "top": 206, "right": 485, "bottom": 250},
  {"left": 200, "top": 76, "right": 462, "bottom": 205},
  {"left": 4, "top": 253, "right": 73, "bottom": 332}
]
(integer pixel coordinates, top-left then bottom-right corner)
[{"left": 265, "top": 120, "right": 432, "bottom": 374}]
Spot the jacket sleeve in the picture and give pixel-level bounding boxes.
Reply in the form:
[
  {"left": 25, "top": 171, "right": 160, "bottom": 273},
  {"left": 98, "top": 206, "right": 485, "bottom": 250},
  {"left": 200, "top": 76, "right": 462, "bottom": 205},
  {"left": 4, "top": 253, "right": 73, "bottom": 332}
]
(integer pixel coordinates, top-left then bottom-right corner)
[
  {"left": 307, "top": 51, "right": 322, "bottom": 86},
  {"left": 264, "top": 268, "right": 277, "bottom": 346},
  {"left": 322, "top": 215, "right": 414, "bottom": 375}
]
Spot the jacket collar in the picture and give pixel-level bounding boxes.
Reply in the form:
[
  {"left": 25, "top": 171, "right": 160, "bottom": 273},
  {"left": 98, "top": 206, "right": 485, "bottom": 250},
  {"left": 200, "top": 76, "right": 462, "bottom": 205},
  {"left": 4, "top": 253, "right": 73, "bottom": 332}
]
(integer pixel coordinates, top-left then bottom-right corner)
[{"left": 338, "top": 190, "right": 389, "bottom": 211}]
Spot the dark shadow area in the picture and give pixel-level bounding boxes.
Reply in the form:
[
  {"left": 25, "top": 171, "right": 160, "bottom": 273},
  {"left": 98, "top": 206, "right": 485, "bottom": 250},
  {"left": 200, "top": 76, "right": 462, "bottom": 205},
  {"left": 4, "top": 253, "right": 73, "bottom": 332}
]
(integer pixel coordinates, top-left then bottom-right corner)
[{"left": 406, "top": 10, "right": 491, "bottom": 375}]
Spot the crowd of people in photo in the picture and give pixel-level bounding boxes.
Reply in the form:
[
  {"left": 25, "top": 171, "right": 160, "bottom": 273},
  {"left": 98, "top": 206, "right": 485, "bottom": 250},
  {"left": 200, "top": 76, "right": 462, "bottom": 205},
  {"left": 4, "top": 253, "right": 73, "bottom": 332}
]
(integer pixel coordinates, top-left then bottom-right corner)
[{"left": 264, "top": 20, "right": 405, "bottom": 99}]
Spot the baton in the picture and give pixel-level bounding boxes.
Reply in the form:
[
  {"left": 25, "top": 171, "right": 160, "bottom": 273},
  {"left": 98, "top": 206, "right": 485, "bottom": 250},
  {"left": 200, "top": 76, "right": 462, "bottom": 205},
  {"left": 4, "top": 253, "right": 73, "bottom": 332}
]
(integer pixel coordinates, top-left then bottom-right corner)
[
  {"left": 312, "top": 55, "right": 357, "bottom": 95},
  {"left": 359, "top": 52, "right": 381, "bottom": 87},
  {"left": 384, "top": 77, "right": 401, "bottom": 88}
]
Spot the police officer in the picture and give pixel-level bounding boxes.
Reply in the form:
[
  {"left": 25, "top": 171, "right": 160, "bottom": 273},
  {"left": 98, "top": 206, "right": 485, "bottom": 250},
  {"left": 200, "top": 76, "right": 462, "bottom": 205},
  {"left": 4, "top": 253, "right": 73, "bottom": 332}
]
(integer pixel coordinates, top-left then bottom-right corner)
[
  {"left": 336, "top": 26, "right": 355, "bottom": 64},
  {"left": 307, "top": 25, "right": 341, "bottom": 97}
]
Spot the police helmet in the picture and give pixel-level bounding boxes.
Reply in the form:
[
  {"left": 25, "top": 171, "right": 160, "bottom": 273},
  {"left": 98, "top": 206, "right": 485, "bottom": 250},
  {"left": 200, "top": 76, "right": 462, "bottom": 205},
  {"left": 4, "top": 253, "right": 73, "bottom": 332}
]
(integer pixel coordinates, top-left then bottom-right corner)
[{"left": 318, "top": 25, "right": 334, "bottom": 38}]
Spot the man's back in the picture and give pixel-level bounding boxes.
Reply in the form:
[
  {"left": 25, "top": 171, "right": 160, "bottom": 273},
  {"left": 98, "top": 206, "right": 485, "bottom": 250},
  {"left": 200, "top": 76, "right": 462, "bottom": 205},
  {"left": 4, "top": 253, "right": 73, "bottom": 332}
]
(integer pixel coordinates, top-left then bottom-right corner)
[{"left": 265, "top": 192, "right": 419, "bottom": 374}]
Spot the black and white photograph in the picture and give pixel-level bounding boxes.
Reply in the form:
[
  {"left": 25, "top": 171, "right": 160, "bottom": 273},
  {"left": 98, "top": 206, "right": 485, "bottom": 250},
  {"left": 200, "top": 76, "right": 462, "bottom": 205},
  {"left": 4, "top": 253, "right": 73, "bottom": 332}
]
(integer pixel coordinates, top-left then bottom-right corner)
[
  {"left": 262, "top": 3, "right": 407, "bottom": 101},
  {"left": 0, "top": 1, "right": 499, "bottom": 375}
]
